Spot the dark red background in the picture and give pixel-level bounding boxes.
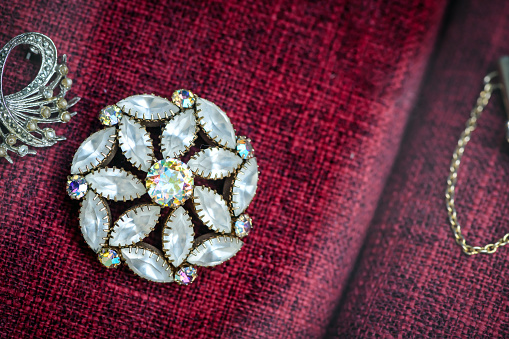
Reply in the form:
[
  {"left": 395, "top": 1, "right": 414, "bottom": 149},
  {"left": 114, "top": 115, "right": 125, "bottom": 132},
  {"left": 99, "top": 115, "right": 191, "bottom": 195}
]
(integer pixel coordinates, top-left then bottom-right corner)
[{"left": 0, "top": 0, "right": 507, "bottom": 338}]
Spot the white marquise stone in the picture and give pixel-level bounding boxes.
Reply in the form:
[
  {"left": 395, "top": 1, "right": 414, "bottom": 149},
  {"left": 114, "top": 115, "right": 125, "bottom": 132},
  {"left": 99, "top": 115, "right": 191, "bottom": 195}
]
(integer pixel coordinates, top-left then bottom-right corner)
[
  {"left": 187, "top": 235, "right": 243, "bottom": 267},
  {"left": 162, "top": 207, "right": 194, "bottom": 267},
  {"left": 232, "top": 158, "right": 258, "bottom": 216},
  {"left": 161, "top": 110, "right": 197, "bottom": 158},
  {"left": 193, "top": 186, "right": 232, "bottom": 233},
  {"left": 117, "top": 94, "right": 179, "bottom": 120},
  {"left": 119, "top": 116, "right": 154, "bottom": 171},
  {"left": 196, "top": 98, "right": 236, "bottom": 149},
  {"left": 109, "top": 204, "right": 161, "bottom": 247},
  {"left": 85, "top": 168, "right": 146, "bottom": 201},
  {"left": 121, "top": 245, "right": 173, "bottom": 283},
  {"left": 71, "top": 127, "right": 116, "bottom": 174},
  {"left": 79, "top": 191, "right": 110, "bottom": 252},
  {"left": 187, "top": 147, "right": 242, "bottom": 179}
]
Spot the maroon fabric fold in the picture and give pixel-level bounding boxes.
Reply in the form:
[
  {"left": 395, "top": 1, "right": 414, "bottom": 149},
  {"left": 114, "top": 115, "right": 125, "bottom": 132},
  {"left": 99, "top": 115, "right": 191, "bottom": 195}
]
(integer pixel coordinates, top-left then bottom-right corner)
[
  {"left": 0, "top": 1, "right": 445, "bottom": 337},
  {"left": 331, "top": 0, "right": 509, "bottom": 337}
]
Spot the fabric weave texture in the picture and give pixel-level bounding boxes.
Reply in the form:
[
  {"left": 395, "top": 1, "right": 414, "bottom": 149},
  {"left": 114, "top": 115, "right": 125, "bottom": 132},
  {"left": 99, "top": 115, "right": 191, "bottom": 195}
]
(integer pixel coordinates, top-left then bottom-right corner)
[
  {"left": 331, "top": 0, "right": 509, "bottom": 337},
  {"left": 3, "top": 0, "right": 500, "bottom": 337}
]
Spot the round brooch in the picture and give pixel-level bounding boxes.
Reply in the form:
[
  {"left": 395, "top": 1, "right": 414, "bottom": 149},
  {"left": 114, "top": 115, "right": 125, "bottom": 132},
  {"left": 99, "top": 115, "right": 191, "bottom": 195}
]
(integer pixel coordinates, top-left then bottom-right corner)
[{"left": 66, "top": 90, "right": 258, "bottom": 285}]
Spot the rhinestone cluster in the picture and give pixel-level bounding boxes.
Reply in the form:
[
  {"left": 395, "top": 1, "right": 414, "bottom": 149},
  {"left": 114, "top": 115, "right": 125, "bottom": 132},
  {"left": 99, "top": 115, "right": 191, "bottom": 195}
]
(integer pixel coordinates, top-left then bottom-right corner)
[{"left": 67, "top": 90, "right": 259, "bottom": 285}]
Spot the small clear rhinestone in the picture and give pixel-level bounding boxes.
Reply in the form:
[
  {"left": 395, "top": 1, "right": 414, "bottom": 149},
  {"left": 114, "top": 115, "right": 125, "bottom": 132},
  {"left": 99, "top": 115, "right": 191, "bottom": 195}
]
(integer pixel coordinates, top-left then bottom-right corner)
[
  {"left": 41, "top": 88, "right": 53, "bottom": 99},
  {"left": 18, "top": 145, "right": 29, "bottom": 157}
]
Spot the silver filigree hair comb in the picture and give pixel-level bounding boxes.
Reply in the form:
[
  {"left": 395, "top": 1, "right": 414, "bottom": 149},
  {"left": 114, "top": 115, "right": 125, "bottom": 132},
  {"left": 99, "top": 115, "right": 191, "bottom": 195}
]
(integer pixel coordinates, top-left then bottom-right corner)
[{"left": 0, "top": 32, "right": 79, "bottom": 163}]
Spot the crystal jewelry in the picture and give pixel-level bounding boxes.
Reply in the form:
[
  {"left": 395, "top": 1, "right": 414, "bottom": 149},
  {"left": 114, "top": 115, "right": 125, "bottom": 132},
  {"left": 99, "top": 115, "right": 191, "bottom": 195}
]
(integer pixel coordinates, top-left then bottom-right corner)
[
  {"left": 0, "top": 32, "right": 79, "bottom": 163},
  {"left": 66, "top": 91, "right": 258, "bottom": 284},
  {"left": 446, "top": 57, "right": 509, "bottom": 255}
]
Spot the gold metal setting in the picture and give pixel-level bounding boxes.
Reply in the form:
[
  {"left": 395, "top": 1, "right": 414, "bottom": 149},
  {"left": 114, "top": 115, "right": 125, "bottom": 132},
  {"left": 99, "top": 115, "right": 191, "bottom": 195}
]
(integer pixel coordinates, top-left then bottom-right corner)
[{"left": 446, "top": 61, "right": 509, "bottom": 255}]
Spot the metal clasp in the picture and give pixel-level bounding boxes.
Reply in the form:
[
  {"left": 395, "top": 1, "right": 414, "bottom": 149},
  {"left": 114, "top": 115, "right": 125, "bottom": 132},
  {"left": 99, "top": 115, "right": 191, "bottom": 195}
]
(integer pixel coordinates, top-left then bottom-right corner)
[{"left": 497, "top": 57, "right": 509, "bottom": 141}]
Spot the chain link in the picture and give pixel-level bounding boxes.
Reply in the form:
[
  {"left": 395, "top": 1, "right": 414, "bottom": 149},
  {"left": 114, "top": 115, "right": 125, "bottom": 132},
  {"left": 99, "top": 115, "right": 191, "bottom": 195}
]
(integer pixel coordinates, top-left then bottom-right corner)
[{"left": 445, "top": 71, "right": 509, "bottom": 255}]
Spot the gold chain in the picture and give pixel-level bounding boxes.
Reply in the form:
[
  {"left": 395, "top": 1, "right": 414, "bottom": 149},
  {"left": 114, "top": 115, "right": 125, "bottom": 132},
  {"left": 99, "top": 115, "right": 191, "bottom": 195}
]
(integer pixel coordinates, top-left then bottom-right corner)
[{"left": 445, "top": 71, "right": 509, "bottom": 255}]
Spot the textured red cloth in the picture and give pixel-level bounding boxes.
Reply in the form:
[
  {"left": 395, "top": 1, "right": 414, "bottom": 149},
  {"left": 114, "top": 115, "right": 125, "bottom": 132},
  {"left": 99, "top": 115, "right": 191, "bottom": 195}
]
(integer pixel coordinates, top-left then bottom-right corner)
[
  {"left": 331, "top": 0, "right": 509, "bottom": 337},
  {"left": 0, "top": 0, "right": 446, "bottom": 338}
]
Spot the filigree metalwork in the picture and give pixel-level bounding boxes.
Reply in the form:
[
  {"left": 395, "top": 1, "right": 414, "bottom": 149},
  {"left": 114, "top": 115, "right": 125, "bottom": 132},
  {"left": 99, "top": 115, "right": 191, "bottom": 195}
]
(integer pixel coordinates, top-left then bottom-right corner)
[{"left": 0, "top": 32, "right": 79, "bottom": 163}]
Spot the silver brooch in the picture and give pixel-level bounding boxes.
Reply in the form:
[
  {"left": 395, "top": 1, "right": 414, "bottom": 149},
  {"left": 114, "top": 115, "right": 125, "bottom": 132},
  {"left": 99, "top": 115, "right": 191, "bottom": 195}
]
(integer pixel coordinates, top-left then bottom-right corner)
[
  {"left": 66, "top": 91, "right": 258, "bottom": 285},
  {"left": 0, "top": 32, "right": 79, "bottom": 163}
]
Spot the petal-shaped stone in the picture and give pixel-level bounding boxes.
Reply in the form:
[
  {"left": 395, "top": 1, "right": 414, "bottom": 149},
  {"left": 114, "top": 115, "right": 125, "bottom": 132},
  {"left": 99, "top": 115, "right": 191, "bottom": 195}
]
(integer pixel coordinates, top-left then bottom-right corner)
[
  {"left": 193, "top": 186, "right": 232, "bottom": 233},
  {"left": 162, "top": 207, "right": 194, "bottom": 267},
  {"left": 161, "top": 110, "right": 197, "bottom": 158},
  {"left": 230, "top": 158, "right": 258, "bottom": 216},
  {"left": 117, "top": 94, "right": 179, "bottom": 121},
  {"left": 187, "top": 147, "right": 242, "bottom": 179},
  {"left": 196, "top": 98, "right": 236, "bottom": 149},
  {"left": 187, "top": 235, "right": 243, "bottom": 267},
  {"left": 71, "top": 127, "right": 116, "bottom": 174},
  {"left": 109, "top": 204, "right": 161, "bottom": 247},
  {"left": 121, "top": 244, "right": 173, "bottom": 283},
  {"left": 85, "top": 167, "right": 146, "bottom": 201},
  {"left": 79, "top": 191, "right": 110, "bottom": 252},
  {"left": 119, "top": 116, "right": 154, "bottom": 171}
]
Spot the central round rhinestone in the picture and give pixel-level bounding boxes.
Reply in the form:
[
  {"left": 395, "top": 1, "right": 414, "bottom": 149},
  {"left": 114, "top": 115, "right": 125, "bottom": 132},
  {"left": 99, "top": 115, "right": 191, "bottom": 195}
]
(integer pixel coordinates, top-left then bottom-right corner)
[{"left": 146, "top": 159, "right": 194, "bottom": 208}]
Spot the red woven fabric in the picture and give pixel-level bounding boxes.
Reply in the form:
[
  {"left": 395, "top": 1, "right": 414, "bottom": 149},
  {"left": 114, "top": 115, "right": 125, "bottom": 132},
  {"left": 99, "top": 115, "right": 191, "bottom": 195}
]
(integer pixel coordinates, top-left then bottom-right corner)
[
  {"left": 0, "top": 0, "right": 445, "bottom": 338},
  {"left": 331, "top": 0, "right": 509, "bottom": 337}
]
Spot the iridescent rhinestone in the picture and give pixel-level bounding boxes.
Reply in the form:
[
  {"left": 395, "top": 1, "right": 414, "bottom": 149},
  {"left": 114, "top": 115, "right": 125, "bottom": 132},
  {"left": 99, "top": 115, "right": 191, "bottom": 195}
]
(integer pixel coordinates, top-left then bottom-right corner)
[
  {"left": 236, "top": 136, "right": 255, "bottom": 159},
  {"left": 99, "top": 105, "right": 123, "bottom": 126},
  {"left": 171, "top": 89, "right": 196, "bottom": 109},
  {"left": 98, "top": 248, "right": 121, "bottom": 268},
  {"left": 146, "top": 159, "right": 194, "bottom": 208},
  {"left": 175, "top": 266, "right": 197, "bottom": 285},
  {"left": 234, "top": 214, "right": 253, "bottom": 238},
  {"left": 66, "top": 174, "right": 88, "bottom": 199}
]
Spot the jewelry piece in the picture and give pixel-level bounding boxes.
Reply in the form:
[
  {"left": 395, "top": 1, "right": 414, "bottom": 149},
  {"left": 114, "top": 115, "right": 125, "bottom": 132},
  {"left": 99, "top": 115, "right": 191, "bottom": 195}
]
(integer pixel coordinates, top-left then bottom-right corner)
[
  {"left": 66, "top": 90, "right": 258, "bottom": 284},
  {"left": 0, "top": 32, "right": 79, "bottom": 163},
  {"left": 446, "top": 56, "right": 509, "bottom": 255}
]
